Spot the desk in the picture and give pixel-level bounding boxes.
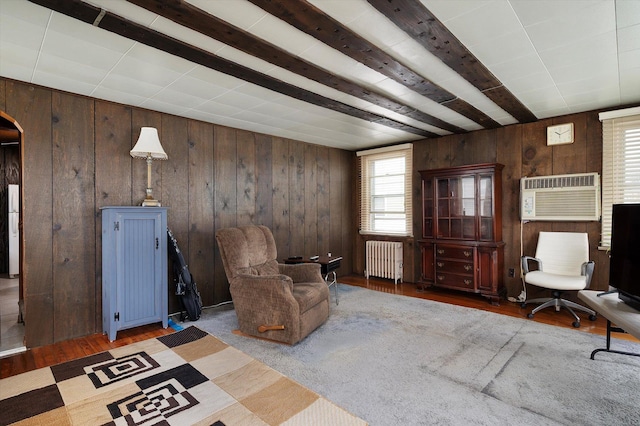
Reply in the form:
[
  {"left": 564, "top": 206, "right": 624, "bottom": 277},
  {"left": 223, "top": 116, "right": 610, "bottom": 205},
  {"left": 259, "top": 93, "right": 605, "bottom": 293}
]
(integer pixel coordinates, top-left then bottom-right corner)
[
  {"left": 578, "top": 290, "right": 640, "bottom": 359},
  {"left": 284, "top": 256, "right": 342, "bottom": 305}
]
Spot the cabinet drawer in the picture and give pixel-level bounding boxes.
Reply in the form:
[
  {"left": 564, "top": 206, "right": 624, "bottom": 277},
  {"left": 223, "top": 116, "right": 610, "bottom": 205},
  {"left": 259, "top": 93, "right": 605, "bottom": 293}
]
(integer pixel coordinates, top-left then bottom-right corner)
[
  {"left": 435, "top": 245, "right": 474, "bottom": 260},
  {"left": 435, "top": 259, "right": 474, "bottom": 275},
  {"left": 435, "top": 272, "right": 475, "bottom": 289}
]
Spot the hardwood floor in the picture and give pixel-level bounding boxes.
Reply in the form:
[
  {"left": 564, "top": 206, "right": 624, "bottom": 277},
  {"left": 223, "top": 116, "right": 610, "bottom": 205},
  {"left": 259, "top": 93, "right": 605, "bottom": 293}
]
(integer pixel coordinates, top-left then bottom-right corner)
[{"left": 2, "top": 275, "right": 638, "bottom": 379}]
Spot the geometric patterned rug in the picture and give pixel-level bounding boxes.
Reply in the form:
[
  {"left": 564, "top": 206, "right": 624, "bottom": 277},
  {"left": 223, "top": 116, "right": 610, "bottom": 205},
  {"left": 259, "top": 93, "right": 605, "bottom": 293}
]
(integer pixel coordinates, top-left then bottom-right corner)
[{"left": 0, "top": 326, "right": 367, "bottom": 425}]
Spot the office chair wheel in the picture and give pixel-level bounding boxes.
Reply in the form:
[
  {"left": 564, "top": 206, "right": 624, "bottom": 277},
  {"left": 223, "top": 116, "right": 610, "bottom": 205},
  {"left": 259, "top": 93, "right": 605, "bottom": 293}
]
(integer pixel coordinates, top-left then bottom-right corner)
[
  {"left": 527, "top": 313, "right": 534, "bottom": 319},
  {"left": 589, "top": 314, "right": 597, "bottom": 321},
  {"left": 521, "top": 302, "right": 527, "bottom": 308},
  {"left": 572, "top": 321, "right": 581, "bottom": 328}
]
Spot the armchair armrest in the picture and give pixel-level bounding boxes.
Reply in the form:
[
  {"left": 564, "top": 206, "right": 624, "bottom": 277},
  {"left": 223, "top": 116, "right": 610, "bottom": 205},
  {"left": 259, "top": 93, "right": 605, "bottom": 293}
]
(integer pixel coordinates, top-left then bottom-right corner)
[
  {"left": 581, "top": 261, "right": 595, "bottom": 288},
  {"left": 232, "top": 273, "right": 295, "bottom": 300},
  {"left": 521, "top": 256, "right": 542, "bottom": 274},
  {"left": 279, "top": 262, "right": 323, "bottom": 283}
]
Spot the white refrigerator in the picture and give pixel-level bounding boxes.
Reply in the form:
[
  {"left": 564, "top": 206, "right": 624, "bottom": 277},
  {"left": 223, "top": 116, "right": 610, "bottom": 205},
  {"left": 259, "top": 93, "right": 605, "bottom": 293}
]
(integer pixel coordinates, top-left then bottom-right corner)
[{"left": 8, "top": 184, "right": 19, "bottom": 277}]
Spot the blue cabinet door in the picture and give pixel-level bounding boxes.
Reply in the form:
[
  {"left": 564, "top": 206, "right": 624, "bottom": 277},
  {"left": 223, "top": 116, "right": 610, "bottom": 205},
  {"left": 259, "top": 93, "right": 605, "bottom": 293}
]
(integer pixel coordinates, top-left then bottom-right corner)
[{"left": 102, "top": 207, "right": 167, "bottom": 341}]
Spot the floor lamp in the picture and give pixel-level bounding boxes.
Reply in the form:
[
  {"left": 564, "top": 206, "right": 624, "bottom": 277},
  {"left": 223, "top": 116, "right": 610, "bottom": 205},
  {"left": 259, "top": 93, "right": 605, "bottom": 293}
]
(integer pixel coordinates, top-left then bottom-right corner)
[{"left": 130, "top": 127, "right": 168, "bottom": 207}]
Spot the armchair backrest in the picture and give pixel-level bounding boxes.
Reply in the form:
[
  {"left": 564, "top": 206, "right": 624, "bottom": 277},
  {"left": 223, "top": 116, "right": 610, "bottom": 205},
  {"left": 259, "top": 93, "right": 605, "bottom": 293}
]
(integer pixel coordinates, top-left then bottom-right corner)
[
  {"left": 535, "top": 231, "right": 589, "bottom": 276},
  {"left": 215, "top": 225, "right": 279, "bottom": 281}
]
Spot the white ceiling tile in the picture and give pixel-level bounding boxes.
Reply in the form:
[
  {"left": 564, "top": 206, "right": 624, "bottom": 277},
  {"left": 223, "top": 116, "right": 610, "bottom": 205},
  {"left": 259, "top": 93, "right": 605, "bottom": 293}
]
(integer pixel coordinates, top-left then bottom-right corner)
[
  {"left": 562, "top": 88, "right": 620, "bottom": 107},
  {"left": 211, "top": 89, "right": 269, "bottom": 111},
  {"left": 548, "top": 56, "right": 618, "bottom": 86},
  {"left": 90, "top": 85, "right": 150, "bottom": 107},
  {"left": 149, "top": 15, "right": 228, "bottom": 55},
  {"left": 618, "top": 23, "right": 640, "bottom": 53},
  {"left": 151, "top": 87, "right": 209, "bottom": 110},
  {"left": 31, "top": 69, "right": 96, "bottom": 96},
  {"left": 524, "top": 1, "right": 616, "bottom": 52},
  {"left": 83, "top": 0, "right": 158, "bottom": 26},
  {"left": 0, "top": 41, "right": 40, "bottom": 80},
  {"left": 187, "top": 66, "right": 246, "bottom": 91},
  {"left": 502, "top": 71, "right": 555, "bottom": 96},
  {"left": 0, "top": 3, "right": 49, "bottom": 52},
  {"left": 534, "top": 105, "right": 572, "bottom": 119},
  {"left": 106, "top": 47, "right": 190, "bottom": 92},
  {"left": 45, "top": 14, "right": 133, "bottom": 68},
  {"left": 489, "top": 53, "right": 548, "bottom": 82},
  {"left": 187, "top": 0, "right": 267, "bottom": 30},
  {"left": 421, "top": 0, "right": 494, "bottom": 23},
  {"left": 440, "top": 1, "right": 523, "bottom": 47},
  {"left": 36, "top": 52, "right": 106, "bottom": 86},
  {"left": 509, "top": 0, "right": 603, "bottom": 27},
  {"left": 516, "top": 86, "right": 565, "bottom": 109},
  {"left": 139, "top": 97, "right": 190, "bottom": 116},
  {"left": 615, "top": 0, "right": 640, "bottom": 29},
  {"left": 467, "top": 30, "right": 534, "bottom": 67},
  {"left": 538, "top": 32, "right": 617, "bottom": 71},
  {"left": 167, "top": 74, "right": 233, "bottom": 102},
  {"left": 339, "top": 7, "right": 411, "bottom": 49},
  {"left": 98, "top": 72, "right": 164, "bottom": 99},
  {"left": 194, "top": 99, "right": 244, "bottom": 117},
  {"left": 308, "top": 0, "right": 370, "bottom": 25},
  {"left": 619, "top": 48, "right": 640, "bottom": 70},
  {"left": 243, "top": 12, "right": 319, "bottom": 57}
]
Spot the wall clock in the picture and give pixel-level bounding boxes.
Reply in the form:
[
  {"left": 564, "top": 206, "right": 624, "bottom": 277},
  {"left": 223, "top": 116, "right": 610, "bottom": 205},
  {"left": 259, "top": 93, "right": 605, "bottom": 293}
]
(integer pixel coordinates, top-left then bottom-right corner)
[{"left": 547, "top": 122, "right": 574, "bottom": 145}]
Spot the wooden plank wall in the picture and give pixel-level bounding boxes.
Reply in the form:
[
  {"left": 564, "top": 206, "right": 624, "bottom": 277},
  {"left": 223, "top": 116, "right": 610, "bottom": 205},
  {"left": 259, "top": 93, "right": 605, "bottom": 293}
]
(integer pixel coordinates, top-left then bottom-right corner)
[
  {"left": 1, "top": 78, "right": 354, "bottom": 347},
  {"left": 353, "top": 109, "right": 612, "bottom": 300},
  {"left": 410, "top": 112, "right": 607, "bottom": 300}
]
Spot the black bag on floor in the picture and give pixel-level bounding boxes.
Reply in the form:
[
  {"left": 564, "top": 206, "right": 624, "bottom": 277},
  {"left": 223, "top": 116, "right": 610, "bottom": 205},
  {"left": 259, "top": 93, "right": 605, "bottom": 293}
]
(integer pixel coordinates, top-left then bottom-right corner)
[{"left": 168, "top": 228, "right": 202, "bottom": 321}]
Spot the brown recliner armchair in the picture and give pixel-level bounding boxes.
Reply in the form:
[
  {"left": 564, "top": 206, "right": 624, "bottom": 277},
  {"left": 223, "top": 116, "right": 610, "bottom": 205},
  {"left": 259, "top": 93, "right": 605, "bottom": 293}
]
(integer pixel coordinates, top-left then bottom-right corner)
[{"left": 215, "top": 225, "right": 330, "bottom": 345}]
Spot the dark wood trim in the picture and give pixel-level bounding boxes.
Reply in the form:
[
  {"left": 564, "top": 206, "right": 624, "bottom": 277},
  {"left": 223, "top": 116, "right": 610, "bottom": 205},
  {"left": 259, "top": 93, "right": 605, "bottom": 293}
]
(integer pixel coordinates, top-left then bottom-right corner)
[
  {"left": 28, "top": 0, "right": 435, "bottom": 138},
  {"left": 128, "top": 0, "right": 463, "bottom": 135},
  {"left": 248, "top": 0, "right": 498, "bottom": 128},
  {"left": 366, "top": 0, "right": 537, "bottom": 123},
  {"left": 3, "top": 277, "right": 638, "bottom": 380}
]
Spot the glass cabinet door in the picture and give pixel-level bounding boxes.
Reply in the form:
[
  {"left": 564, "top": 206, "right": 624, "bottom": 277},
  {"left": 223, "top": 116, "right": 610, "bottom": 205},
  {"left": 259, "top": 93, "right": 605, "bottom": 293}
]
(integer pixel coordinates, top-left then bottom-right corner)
[
  {"left": 436, "top": 175, "right": 476, "bottom": 239},
  {"left": 479, "top": 174, "right": 494, "bottom": 240},
  {"left": 422, "top": 178, "right": 433, "bottom": 238}
]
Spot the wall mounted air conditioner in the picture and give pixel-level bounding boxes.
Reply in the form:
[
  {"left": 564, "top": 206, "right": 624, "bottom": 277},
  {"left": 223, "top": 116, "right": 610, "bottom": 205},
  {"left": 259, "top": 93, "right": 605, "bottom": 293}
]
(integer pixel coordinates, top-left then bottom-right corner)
[{"left": 520, "top": 172, "right": 600, "bottom": 221}]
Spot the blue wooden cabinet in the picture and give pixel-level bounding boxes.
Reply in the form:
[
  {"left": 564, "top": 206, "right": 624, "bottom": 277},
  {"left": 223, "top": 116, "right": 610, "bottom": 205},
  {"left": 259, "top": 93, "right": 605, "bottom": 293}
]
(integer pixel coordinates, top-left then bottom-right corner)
[{"left": 101, "top": 207, "right": 168, "bottom": 341}]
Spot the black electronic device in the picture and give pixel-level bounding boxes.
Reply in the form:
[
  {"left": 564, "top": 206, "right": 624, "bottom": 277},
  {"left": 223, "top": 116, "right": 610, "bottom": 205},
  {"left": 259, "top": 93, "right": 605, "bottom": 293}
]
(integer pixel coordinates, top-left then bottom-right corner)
[{"left": 609, "top": 203, "right": 640, "bottom": 311}]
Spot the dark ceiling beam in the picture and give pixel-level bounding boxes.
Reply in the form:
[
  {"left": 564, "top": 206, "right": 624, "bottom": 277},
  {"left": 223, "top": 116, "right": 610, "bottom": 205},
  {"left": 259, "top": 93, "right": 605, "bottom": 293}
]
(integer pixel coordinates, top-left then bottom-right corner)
[
  {"left": 27, "top": 0, "right": 437, "bottom": 138},
  {"left": 248, "top": 0, "right": 501, "bottom": 129},
  {"left": 366, "top": 0, "right": 537, "bottom": 123},
  {"left": 127, "top": 0, "right": 462, "bottom": 134}
]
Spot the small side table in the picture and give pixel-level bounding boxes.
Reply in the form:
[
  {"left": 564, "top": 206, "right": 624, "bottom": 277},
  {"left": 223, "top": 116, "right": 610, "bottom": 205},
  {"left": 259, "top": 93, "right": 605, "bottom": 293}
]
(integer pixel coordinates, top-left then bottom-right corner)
[{"left": 284, "top": 255, "right": 342, "bottom": 305}]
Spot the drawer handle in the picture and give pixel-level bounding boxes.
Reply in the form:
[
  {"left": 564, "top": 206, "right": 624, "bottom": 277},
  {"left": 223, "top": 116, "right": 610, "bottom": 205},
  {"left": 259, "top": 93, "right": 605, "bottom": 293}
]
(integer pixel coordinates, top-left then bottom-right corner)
[
  {"left": 464, "top": 265, "right": 472, "bottom": 271},
  {"left": 464, "top": 279, "right": 472, "bottom": 285},
  {"left": 463, "top": 250, "right": 472, "bottom": 257},
  {"left": 437, "top": 275, "right": 445, "bottom": 281},
  {"left": 437, "top": 249, "right": 445, "bottom": 255},
  {"left": 437, "top": 262, "right": 444, "bottom": 267}
]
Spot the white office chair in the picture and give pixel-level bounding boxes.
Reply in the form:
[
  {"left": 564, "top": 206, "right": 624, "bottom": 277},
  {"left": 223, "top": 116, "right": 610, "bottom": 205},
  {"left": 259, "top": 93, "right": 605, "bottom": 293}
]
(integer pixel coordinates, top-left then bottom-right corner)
[{"left": 521, "top": 231, "right": 597, "bottom": 328}]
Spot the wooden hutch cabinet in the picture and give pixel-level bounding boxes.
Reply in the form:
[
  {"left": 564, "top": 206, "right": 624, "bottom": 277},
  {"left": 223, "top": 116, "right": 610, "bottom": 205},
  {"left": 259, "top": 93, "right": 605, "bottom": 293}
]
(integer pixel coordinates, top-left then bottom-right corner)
[{"left": 419, "top": 163, "right": 504, "bottom": 304}]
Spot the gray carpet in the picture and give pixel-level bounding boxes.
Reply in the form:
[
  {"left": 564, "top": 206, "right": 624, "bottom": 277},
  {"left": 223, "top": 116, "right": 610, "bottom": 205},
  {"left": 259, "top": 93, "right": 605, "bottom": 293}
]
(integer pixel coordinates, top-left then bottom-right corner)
[{"left": 187, "top": 284, "right": 640, "bottom": 426}]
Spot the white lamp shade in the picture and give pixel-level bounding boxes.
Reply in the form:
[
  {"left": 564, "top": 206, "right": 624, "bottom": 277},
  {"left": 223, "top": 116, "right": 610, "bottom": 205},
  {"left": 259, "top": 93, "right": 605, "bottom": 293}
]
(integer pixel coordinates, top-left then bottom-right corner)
[{"left": 130, "top": 127, "right": 168, "bottom": 160}]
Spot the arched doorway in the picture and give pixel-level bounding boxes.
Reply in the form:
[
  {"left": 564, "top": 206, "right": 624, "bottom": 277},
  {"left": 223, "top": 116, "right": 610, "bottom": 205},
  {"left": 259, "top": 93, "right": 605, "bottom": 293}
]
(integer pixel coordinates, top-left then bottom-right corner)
[{"left": 0, "top": 110, "right": 24, "bottom": 356}]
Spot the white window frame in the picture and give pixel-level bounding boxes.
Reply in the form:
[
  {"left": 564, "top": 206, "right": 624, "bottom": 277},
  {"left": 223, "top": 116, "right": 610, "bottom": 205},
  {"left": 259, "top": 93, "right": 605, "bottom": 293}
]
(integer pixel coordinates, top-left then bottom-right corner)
[
  {"left": 357, "top": 143, "right": 413, "bottom": 237},
  {"left": 599, "top": 106, "right": 640, "bottom": 248}
]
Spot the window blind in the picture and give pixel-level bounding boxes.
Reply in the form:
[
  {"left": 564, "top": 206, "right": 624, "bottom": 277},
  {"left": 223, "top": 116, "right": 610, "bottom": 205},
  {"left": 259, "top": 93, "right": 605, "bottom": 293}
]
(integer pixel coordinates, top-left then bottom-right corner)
[
  {"left": 600, "top": 108, "right": 640, "bottom": 247},
  {"left": 357, "top": 144, "right": 413, "bottom": 236}
]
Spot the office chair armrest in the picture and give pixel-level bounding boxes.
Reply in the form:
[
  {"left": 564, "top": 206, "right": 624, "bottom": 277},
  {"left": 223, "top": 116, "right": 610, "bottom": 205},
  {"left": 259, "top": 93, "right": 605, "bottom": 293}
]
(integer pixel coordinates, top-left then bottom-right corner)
[
  {"left": 582, "top": 260, "right": 595, "bottom": 288},
  {"left": 521, "top": 256, "right": 542, "bottom": 274}
]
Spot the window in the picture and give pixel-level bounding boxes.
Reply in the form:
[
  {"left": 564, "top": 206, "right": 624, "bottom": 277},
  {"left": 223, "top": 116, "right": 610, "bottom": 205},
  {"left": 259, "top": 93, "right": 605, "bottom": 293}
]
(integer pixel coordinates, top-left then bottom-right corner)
[
  {"left": 599, "top": 107, "right": 640, "bottom": 247},
  {"left": 358, "top": 144, "right": 413, "bottom": 236}
]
